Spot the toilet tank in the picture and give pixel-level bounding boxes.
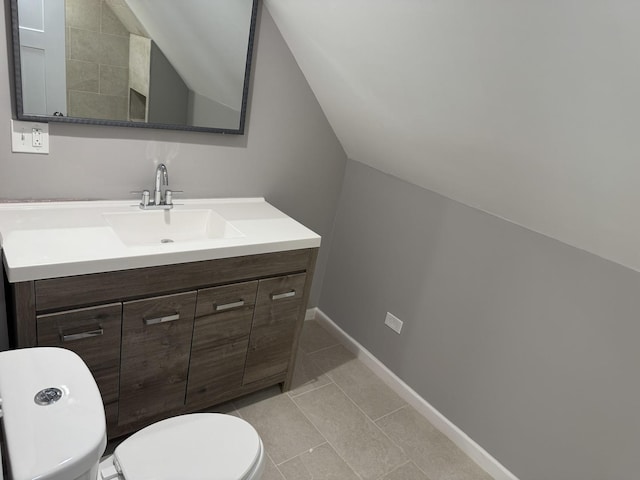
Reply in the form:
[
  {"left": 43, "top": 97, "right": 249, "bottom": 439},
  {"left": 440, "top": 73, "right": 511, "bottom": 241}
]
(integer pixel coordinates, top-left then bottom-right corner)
[{"left": 0, "top": 347, "right": 107, "bottom": 480}]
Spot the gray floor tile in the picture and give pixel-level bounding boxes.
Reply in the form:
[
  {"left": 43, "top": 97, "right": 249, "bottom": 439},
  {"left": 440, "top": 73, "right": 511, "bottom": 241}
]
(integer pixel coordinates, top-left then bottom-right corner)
[
  {"left": 262, "top": 453, "right": 286, "bottom": 480},
  {"left": 298, "top": 320, "right": 340, "bottom": 354},
  {"left": 376, "top": 406, "right": 493, "bottom": 480},
  {"left": 310, "top": 344, "right": 406, "bottom": 420},
  {"left": 234, "top": 384, "right": 283, "bottom": 408},
  {"left": 278, "top": 442, "right": 360, "bottom": 480},
  {"left": 293, "top": 383, "right": 406, "bottom": 480},
  {"left": 306, "top": 342, "right": 356, "bottom": 373},
  {"left": 382, "top": 461, "right": 433, "bottom": 480},
  {"left": 234, "top": 386, "right": 325, "bottom": 465},
  {"left": 288, "top": 350, "right": 333, "bottom": 397}
]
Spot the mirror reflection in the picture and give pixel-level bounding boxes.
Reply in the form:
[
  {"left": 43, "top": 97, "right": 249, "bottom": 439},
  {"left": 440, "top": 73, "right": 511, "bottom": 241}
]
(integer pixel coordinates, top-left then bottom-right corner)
[{"left": 12, "top": 0, "right": 258, "bottom": 133}]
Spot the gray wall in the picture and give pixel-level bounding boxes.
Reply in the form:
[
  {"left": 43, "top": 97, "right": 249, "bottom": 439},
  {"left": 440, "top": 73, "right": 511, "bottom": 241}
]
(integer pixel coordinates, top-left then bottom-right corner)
[
  {"left": 0, "top": 4, "right": 347, "bottom": 307},
  {"left": 320, "top": 159, "right": 640, "bottom": 480},
  {"left": 148, "top": 41, "right": 189, "bottom": 125},
  {"left": 187, "top": 90, "right": 240, "bottom": 131}
]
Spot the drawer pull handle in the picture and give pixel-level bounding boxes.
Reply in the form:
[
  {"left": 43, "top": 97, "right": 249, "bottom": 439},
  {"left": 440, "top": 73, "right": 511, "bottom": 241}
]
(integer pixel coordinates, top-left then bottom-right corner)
[
  {"left": 271, "top": 290, "right": 296, "bottom": 301},
  {"left": 61, "top": 328, "right": 104, "bottom": 342},
  {"left": 214, "top": 300, "right": 245, "bottom": 311},
  {"left": 144, "top": 313, "right": 180, "bottom": 325}
]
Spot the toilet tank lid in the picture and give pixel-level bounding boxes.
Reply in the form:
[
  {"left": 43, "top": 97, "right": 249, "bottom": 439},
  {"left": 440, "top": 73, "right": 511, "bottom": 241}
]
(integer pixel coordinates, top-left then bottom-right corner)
[
  {"left": 115, "top": 413, "right": 262, "bottom": 480},
  {"left": 0, "top": 347, "right": 107, "bottom": 480}
]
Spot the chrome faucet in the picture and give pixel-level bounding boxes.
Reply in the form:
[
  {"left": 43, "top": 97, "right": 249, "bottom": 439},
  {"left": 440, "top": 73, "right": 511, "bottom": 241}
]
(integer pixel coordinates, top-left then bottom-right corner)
[
  {"left": 138, "top": 163, "right": 174, "bottom": 210},
  {"left": 154, "top": 163, "right": 169, "bottom": 206}
]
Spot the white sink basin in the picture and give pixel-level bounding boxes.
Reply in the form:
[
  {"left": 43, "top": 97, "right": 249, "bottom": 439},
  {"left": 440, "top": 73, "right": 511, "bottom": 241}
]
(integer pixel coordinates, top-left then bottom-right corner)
[
  {"left": 0, "top": 198, "right": 321, "bottom": 282},
  {"left": 103, "top": 209, "right": 244, "bottom": 246}
]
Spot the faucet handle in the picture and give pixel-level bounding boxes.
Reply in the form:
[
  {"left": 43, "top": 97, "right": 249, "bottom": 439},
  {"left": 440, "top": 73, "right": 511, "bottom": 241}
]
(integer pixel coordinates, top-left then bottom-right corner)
[
  {"left": 131, "top": 190, "right": 150, "bottom": 208},
  {"left": 130, "top": 191, "right": 151, "bottom": 203},
  {"left": 141, "top": 190, "right": 150, "bottom": 206}
]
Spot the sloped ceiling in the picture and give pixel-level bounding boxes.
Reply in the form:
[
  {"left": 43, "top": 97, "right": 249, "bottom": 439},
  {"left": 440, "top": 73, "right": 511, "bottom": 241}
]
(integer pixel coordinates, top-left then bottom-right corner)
[
  {"left": 265, "top": 0, "right": 640, "bottom": 273},
  {"left": 124, "top": 0, "right": 253, "bottom": 110}
]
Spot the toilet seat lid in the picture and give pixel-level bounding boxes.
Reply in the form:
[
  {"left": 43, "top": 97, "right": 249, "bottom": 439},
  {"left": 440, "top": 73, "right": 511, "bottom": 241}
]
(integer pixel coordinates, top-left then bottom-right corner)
[{"left": 114, "top": 413, "right": 262, "bottom": 480}]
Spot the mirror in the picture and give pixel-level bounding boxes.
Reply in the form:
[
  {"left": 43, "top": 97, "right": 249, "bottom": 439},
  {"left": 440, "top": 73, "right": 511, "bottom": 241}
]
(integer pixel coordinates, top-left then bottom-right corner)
[{"left": 9, "top": 0, "right": 259, "bottom": 134}]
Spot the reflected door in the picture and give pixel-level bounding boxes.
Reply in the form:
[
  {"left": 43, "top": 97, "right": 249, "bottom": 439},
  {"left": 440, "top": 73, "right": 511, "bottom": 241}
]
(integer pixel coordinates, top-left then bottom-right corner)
[{"left": 18, "top": 0, "right": 66, "bottom": 115}]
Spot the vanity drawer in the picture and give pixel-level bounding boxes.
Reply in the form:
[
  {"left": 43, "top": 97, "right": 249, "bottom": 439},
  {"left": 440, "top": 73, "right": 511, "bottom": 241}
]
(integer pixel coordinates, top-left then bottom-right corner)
[
  {"left": 243, "top": 273, "right": 307, "bottom": 385},
  {"left": 119, "top": 291, "right": 197, "bottom": 425},
  {"left": 33, "top": 249, "right": 313, "bottom": 312},
  {"left": 195, "top": 281, "right": 258, "bottom": 345},
  {"left": 36, "top": 303, "right": 122, "bottom": 404},
  {"left": 186, "top": 282, "right": 258, "bottom": 408}
]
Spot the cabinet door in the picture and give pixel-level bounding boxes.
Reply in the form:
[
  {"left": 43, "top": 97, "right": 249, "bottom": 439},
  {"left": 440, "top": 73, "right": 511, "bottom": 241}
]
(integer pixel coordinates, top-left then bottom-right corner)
[
  {"left": 36, "top": 303, "right": 122, "bottom": 428},
  {"left": 119, "top": 291, "right": 196, "bottom": 426},
  {"left": 243, "top": 273, "right": 306, "bottom": 385},
  {"left": 186, "top": 281, "right": 257, "bottom": 407}
]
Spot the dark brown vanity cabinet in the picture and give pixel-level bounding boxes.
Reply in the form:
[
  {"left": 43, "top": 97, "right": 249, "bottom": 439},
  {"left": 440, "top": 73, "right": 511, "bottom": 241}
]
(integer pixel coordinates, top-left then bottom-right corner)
[
  {"left": 119, "top": 291, "right": 197, "bottom": 425},
  {"left": 8, "top": 248, "right": 317, "bottom": 438},
  {"left": 244, "top": 273, "right": 308, "bottom": 385},
  {"left": 36, "top": 303, "right": 123, "bottom": 429},
  {"left": 186, "top": 281, "right": 258, "bottom": 409}
]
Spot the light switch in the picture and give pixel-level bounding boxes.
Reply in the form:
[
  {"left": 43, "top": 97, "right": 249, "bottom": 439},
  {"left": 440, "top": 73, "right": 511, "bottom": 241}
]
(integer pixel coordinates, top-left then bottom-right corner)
[{"left": 11, "top": 120, "right": 49, "bottom": 154}]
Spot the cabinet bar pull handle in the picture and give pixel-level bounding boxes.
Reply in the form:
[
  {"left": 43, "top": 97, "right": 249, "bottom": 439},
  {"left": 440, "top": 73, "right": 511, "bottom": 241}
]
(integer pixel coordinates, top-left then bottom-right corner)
[
  {"left": 214, "top": 300, "right": 245, "bottom": 311},
  {"left": 61, "top": 328, "right": 104, "bottom": 342},
  {"left": 270, "top": 290, "right": 296, "bottom": 301},
  {"left": 144, "top": 313, "right": 180, "bottom": 325}
]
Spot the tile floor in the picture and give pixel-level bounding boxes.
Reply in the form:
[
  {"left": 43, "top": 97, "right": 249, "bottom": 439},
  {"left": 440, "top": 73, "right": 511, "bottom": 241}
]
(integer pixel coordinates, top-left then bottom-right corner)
[
  {"left": 225, "top": 320, "right": 493, "bottom": 480},
  {"left": 110, "top": 320, "right": 494, "bottom": 480}
]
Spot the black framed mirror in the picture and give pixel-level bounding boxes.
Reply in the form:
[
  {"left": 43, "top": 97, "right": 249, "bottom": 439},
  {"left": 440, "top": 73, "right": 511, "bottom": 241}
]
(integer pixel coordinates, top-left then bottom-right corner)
[{"left": 9, "top": 0, "right": 259, "bottom": 134}]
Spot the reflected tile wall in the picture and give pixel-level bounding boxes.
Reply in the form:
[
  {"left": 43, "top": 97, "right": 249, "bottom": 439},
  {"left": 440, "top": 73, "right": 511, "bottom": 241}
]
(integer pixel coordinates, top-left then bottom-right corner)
[
  {"left": 65, "top": 0, "right": 129, "bottom": 119},
  {"left": 68, "top": 90, "right": 127, "bottom": 121}
]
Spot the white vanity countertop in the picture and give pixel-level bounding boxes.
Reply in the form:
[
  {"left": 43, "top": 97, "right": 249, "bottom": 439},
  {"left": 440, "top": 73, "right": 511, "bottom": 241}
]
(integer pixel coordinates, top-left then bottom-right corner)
[{"left": 0, "top": 198, "right": 321, "bottom": 282}]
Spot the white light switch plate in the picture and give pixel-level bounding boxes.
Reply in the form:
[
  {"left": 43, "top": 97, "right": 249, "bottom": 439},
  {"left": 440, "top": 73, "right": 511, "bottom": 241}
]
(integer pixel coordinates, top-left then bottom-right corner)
[{"left": 11, "top": 119, "right": 49, "bottom": 154}]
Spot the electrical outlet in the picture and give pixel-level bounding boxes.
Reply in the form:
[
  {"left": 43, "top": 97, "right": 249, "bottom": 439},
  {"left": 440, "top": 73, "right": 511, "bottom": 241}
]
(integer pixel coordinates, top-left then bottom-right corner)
[
  {"left": 384, "top": 312, "right": 403, "bottom": 334},
  {"left": 32, "top": 127, "right": 43, "bottom": 147},
  {"left": 11, "top": 120, "right": 49, "bottom": 154}
]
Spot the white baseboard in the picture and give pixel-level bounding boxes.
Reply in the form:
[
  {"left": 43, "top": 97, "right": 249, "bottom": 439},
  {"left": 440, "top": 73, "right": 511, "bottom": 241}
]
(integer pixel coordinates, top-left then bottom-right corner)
[{"left": 307, "top": 307, "right": 518, "bottom": 480}]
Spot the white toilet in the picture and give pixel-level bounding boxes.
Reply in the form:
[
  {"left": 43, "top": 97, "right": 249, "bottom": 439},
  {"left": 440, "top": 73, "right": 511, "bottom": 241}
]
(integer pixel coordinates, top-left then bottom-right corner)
[{"left": 0, "top": 347, "right": 265, "bottom": 480}]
